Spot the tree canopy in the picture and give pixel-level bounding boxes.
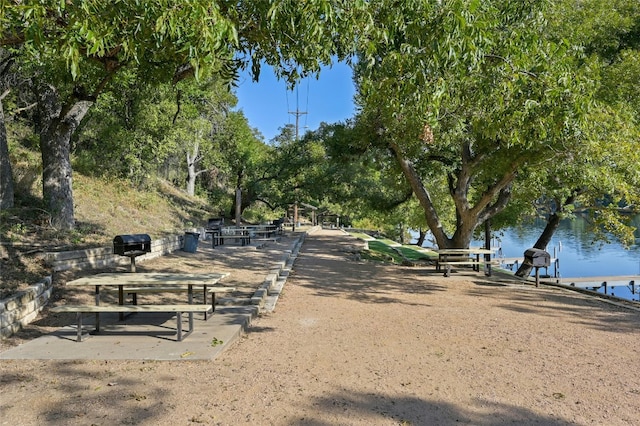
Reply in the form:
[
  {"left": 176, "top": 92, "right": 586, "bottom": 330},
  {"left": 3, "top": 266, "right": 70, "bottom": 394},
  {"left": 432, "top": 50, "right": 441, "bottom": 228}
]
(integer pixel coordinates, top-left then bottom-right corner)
[{"left": 349, "top": 0, "right": 640, "bottom": 249}]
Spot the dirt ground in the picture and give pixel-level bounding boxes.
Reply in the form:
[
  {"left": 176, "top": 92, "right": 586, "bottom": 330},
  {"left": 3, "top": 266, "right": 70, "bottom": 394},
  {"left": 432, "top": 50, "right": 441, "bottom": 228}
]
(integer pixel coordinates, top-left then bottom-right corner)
[{"left": 1, "top": 228, "right": 640, "bottom": 425}]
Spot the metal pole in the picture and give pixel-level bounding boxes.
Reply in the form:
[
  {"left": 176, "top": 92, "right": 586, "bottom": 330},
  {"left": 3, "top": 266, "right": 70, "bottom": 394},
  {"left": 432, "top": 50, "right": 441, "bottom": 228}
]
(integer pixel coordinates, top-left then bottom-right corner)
[
  {"left": 484, "top": 221, "right": 492, "bottom": 276},
  {"left": 235, "top": 187, "right": 242, "bottom": 227}
]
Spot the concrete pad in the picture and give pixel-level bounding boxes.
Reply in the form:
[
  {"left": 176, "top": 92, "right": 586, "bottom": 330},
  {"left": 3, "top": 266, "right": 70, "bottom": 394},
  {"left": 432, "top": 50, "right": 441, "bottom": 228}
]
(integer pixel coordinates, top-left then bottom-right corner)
[{"left": 0, "top": 305, "right": 257, "bottom": 361}]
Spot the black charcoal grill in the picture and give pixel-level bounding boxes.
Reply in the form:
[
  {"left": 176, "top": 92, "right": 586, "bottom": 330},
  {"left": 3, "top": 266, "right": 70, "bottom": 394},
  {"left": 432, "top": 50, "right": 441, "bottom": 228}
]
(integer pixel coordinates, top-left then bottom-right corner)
[
  {"left": 205, "top": 218, "right": 224, "bottom": 247},
  {"left": 206, "top": 218, "right": 224, "bottom": 231},
  {"left": 272, "top": 217, "right": 285, "bottom": 235},
  {"left": 523, "top": 248, "right": 551, "bottom": 287},
  {"left": 113, "top": 234, "right": 151, "bottom": 272}
]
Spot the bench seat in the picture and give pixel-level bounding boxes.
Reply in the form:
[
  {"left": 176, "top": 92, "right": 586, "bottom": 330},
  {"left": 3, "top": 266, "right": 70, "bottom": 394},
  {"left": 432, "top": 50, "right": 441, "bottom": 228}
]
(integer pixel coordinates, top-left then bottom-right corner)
[
  {"left": 121, "top": 286, "right": 236, "bottom": 316},
  {"left": 204, "top": 230, "right": 251, "bottom": 247},
  {"left": 437, "top": 260, "right": 498, "bottom": 277},
  {"left": 50, "top": 304, "right": 212, "bottom": 342},
  {"left": 122, "top": 286, "right": 237, "bottom": 293},
  {"left": 438, "top": 260, "right": 498, "bottom": 266}
]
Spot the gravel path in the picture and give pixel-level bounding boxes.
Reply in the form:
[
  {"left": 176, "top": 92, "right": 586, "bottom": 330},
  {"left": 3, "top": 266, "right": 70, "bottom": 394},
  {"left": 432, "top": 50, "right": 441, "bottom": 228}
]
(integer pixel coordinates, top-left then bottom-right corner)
[{"left": 1, "top": 228, "right": 640, "bottom": 425}]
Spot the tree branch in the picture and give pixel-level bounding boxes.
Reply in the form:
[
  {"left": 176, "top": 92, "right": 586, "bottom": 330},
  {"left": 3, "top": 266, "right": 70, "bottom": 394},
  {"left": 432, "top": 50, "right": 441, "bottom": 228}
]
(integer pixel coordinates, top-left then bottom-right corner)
[
  {"left": 484, "top": 54, "right": 538, "bottom": 78},
  {"left": 13, "top": 101, "right": 37, "bottom": 114},
  {"left": 172, "top": 90, "right": 182, "bottom": 124}
]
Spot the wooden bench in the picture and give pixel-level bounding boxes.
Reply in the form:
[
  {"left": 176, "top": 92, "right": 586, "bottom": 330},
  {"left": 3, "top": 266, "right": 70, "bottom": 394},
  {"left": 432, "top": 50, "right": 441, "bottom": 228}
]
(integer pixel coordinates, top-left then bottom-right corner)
[
  {"left": 123, "top": 286, "right": 236, "bottom": 317},
  {"left": 50, "top": 304, "right": 212, "bottom": 342}
]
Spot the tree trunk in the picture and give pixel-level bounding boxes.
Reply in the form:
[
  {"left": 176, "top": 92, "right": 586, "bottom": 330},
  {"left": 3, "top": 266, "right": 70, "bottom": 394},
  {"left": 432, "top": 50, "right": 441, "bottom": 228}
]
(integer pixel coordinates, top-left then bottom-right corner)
[
  {"left": 37, "top": 84, "right": 92, "bottom": 230},
  {"left": 388, "top": 141, "right": 451, "bottom": 247},
  {"left": 387, "top": 142, "right": 485, "bottom": 249},
  {"left": 514, "top": 211, "right": 562, "bottom": 277},
  {"left": 0, "top": 96, "right": 14, "bottom": 210},
  {"left": 235, "top": 187, "right": 242, "bottom": 226},
  {"left": 186, "top": 143, "right": 197, "bottom": 196},
  {"left": 388, "top": 139, "right": 517, "bottom": 250},
  {"left": 416, "top": 228, "right": 427, "bottom": 247},
  {"left": 185, "top": 140, "right": 201, "bottom": 196}
]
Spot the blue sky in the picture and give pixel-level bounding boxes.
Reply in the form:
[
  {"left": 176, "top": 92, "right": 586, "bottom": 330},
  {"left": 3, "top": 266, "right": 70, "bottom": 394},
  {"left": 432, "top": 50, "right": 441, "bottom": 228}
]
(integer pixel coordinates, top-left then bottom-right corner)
[{"left": 234, "top": 61, "right": 356, "bottom": 141}]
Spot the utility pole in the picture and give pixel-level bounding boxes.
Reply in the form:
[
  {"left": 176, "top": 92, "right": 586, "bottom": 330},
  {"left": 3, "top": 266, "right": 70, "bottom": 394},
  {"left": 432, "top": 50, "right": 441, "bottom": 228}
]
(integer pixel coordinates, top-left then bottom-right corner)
[
  {"left": 288, "top": 85, "right": 306, "bottom": 232},
  {"left": 288, "top": 86, "right": 307, "bottom": 140},
  {"left": 288, "top": 108, "right": 307, "bottom": 140}
]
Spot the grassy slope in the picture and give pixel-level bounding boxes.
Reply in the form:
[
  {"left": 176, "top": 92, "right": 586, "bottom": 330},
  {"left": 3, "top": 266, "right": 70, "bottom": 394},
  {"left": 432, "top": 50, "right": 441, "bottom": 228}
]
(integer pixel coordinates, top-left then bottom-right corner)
[
  {"left": 72, "top": 175, "right": 213, "bottom": 243},
  {"left": 1, "top": 171, "right": 216, "bottom": 297}
]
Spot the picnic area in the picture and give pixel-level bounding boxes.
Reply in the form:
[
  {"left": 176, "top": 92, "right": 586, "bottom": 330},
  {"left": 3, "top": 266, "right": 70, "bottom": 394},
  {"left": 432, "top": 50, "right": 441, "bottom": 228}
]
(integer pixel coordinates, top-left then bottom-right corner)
[{"left": 2, "top": 228, "right": 640, "bottom": 425}]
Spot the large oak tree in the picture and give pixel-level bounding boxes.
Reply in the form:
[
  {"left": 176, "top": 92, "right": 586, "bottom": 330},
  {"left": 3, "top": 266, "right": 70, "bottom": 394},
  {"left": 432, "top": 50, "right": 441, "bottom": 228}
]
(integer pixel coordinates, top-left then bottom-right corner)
[{"left": 353, "top": 0, "right": 624, "bottom": 250}]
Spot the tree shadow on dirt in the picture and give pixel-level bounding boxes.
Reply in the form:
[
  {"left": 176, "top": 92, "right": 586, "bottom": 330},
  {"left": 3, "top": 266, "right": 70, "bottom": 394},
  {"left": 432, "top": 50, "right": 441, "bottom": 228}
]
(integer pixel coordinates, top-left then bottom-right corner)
[
  {"left": 291, "top": 389, "right": 572, "bottom": 425},
  {"left": 0, "top": 360, "right": 173, "bottom": 424},
  {"left": 467, "top": 277, "right": 640, "bottom": 334},
  {"left": 292, "top": 247, "right": 448, "bottom": 307}
]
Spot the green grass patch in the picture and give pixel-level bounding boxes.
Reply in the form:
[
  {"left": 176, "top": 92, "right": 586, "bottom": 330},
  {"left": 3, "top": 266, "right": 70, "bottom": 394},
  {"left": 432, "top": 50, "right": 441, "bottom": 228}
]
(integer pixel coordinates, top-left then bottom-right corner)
[
  {"left": 363, "top": 240, "right": 435, "bottom": 264},
  {"left": 394, "top": 245, "right": 436, "bottom": 261},
  {"left": 349, "top": 231, "right": 374, "bottom": 241}
]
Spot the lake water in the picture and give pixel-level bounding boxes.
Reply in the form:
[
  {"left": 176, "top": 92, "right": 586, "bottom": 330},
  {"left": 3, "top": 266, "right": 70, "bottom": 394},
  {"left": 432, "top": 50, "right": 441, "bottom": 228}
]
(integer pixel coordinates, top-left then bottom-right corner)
[{"left": 412, "top": 217, "right": 640, "bottom": 303}]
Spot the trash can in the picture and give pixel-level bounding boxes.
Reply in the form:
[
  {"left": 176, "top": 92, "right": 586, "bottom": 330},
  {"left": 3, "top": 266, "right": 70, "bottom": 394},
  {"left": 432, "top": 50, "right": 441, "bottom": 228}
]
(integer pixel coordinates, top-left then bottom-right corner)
[{"left": 183, "top": 232, "right": 200, "bottom": 253}]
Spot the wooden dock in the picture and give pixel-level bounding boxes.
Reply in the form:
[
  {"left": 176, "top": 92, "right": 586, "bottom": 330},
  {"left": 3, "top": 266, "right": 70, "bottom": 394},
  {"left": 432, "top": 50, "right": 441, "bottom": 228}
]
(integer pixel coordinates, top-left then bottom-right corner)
[
  {"left": 494, "top": 257, "right": 560, "bottom": 279},
  {"left": 557, "top": 276, "right": 640, "bottom": 293}
]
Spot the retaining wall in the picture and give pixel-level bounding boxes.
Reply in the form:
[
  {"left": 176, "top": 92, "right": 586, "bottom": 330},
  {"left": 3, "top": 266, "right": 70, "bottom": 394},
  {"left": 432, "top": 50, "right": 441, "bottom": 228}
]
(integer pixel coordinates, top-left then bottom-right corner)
[
  {"left": 1, "top": 277, "right": 53, "bottom": 339},
  {"left": 45, "top": 235, "right": 184, "bottom": 272}
]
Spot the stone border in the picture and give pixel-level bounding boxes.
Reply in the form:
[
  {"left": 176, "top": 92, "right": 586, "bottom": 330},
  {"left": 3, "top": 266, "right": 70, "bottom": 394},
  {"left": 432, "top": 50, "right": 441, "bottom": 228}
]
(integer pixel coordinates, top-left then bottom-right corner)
[
  {"left": 213, "top": 229, "right": 312, "bottom": 311},
  {"left": 1, "top": 276, "right": 53, "bottom": 339},
  {"left": 256, "top": 231, "right": 308, "bottom": 312},
  {"left": 45, "top": 235, "right": 184, "bottom": 272}
]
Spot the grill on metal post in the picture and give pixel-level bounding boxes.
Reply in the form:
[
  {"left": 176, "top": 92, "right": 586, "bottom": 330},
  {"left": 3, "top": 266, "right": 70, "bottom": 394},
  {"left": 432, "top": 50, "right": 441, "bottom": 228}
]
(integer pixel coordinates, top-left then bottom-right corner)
[
  {"left": 113, "top": 234, "right": 151, "bottom": 272},
  {"left": 206, "top": 218, "right": 224, "bottom": 231},
  {"left": 272, "top": 218, "right": 285, "bottom": 235},
  {"left": 205, "top": 218, "right": 224, "bottom": 246},
  {"left": 523, "top": 248, "right": 551, "bottom": 287}
]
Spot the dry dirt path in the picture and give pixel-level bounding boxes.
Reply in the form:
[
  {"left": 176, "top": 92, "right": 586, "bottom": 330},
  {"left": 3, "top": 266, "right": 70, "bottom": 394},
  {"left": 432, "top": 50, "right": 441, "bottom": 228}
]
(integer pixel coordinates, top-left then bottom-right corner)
[{"left": 1, "top": 228, "right": 640, "bottom": 425}]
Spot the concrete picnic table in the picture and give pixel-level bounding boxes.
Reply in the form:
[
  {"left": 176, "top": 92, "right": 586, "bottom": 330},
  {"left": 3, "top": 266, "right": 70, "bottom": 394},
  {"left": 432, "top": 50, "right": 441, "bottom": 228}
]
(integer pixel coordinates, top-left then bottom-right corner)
[
  {"left": 434, "top": 248, "right": 496, "bottom": 277},
  {"left": 54, "top": 272, "right": 231, "bottom": 341}
]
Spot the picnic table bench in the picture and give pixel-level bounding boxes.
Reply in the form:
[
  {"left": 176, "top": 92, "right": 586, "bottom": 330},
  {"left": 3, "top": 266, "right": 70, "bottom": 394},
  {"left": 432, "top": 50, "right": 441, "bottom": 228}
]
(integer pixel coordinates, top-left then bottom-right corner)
[
  {"left": 435, "top": 248, "right": 497, "bottom": 277},
  {"left": 123, "top": 285, "right": 236, "bottom": 316},
  {"left": 206, "top": 228, "right": 251, "bottom": 247},
  {"left": 50, "top": 304, "right": 211, "bottom": 342}
]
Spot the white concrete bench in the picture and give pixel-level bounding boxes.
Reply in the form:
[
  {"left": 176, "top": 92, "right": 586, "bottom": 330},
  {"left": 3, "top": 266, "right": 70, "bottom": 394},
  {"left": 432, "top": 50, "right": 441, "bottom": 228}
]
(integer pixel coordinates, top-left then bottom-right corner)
[
  {"left": 123, "top": 286, "right": 236, "bottom": 317},
  {"left": 211, "top": 232, "right": 250, "bottom": 247},
  {"left": 437, "top": 260, "right": 499, "bottom": 277},
  {"left": 50, "top": 304, "right": 212, "bottom": 342}
]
